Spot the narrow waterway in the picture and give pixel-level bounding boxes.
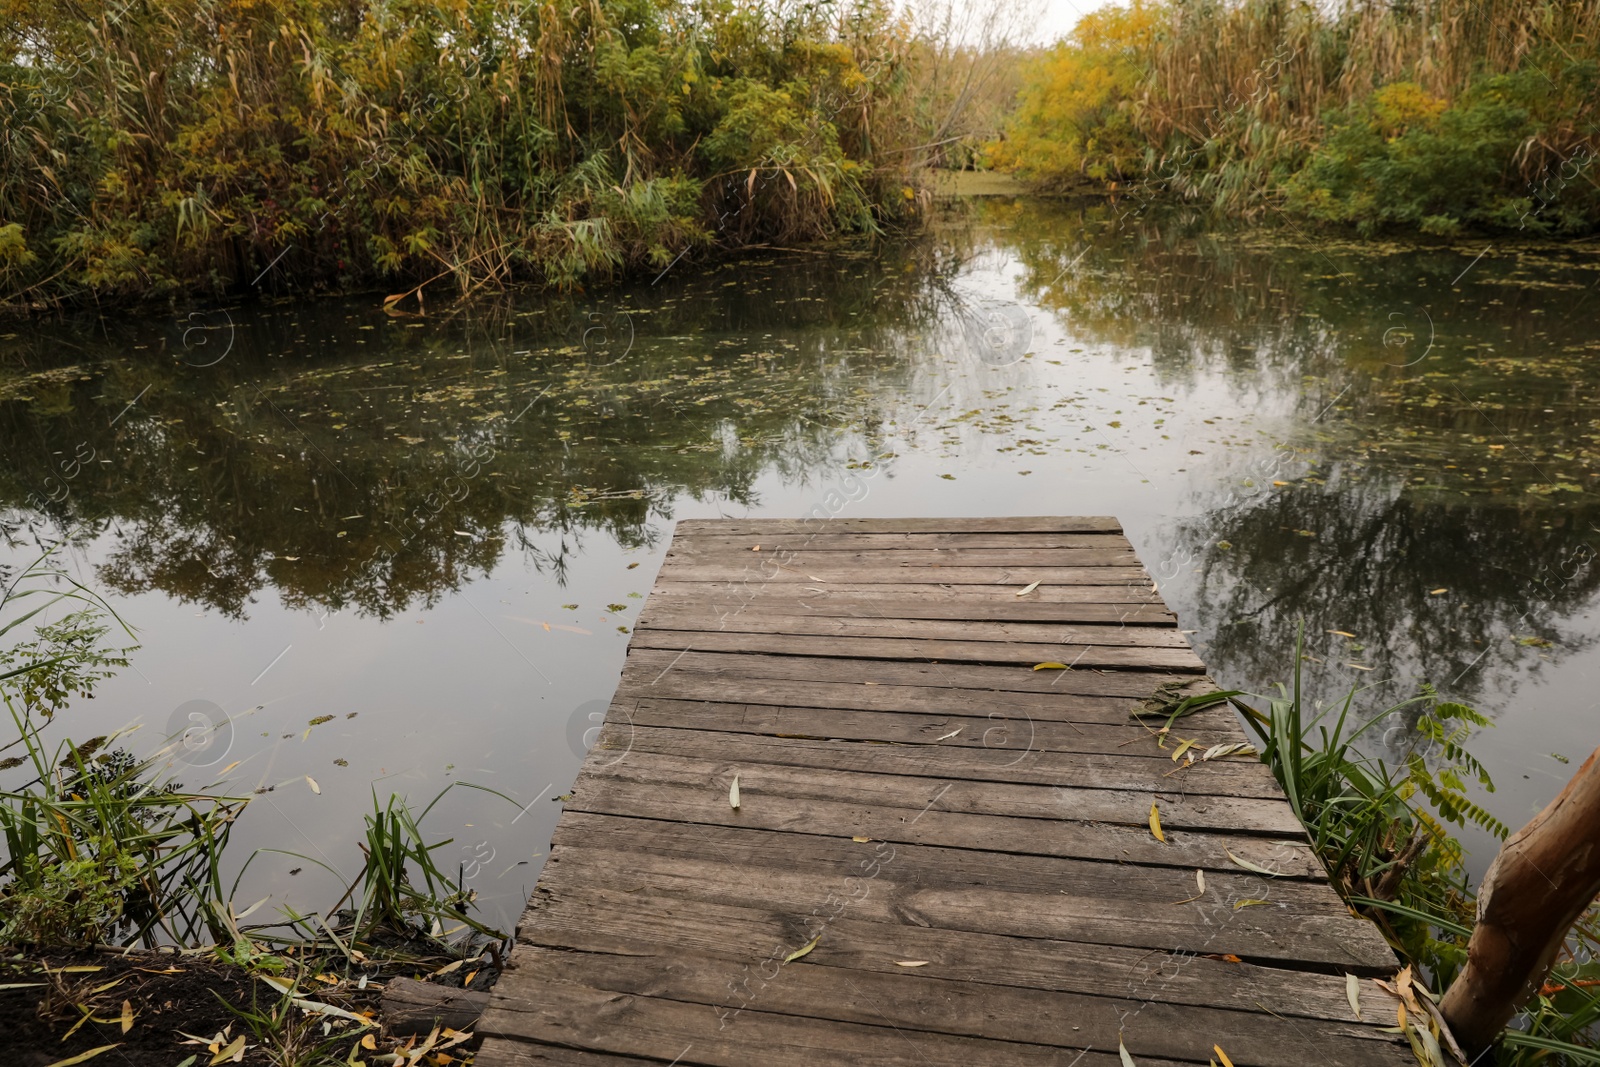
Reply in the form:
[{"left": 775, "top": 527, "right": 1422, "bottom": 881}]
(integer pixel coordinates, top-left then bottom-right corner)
[{"left": 3, "top": 196, "right": 1598, "bottom": 932}]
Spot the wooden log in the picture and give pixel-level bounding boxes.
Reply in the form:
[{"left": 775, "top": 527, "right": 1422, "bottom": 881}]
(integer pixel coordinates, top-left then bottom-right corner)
[
  {"left": 383, "top": 977, "right": 490, "bottom": 1036},
  {"left": 1440, "top": 745, "right": 1600, "bottom": 1056}
]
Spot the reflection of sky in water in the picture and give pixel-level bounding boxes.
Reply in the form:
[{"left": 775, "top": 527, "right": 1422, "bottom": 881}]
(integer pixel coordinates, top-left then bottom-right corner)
[{"left": 4, "top": 199, "right": 1600, "bottom": 928}]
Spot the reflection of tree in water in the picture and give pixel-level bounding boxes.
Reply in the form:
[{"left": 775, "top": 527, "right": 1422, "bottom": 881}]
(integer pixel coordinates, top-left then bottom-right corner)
[
  {"left": 0, "top": 247, "right": 953, "bottom": 618},
  {"left": 1159, "top": 474, "right": 1600, "bottom": 719},
  {"left": 989, "top": 196, "right": 1600, "bottom": 499}
]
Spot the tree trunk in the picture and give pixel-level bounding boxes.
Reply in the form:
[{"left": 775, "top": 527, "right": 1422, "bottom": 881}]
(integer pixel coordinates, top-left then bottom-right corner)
[{"left": 1440, "top": 745, "right": 1600, "bottom": 1058}]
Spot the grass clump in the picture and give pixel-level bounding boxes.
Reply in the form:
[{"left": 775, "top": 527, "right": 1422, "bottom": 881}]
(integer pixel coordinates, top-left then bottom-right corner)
[{"left": 0, "top": 559, "right": 516, "bottom": 1062}]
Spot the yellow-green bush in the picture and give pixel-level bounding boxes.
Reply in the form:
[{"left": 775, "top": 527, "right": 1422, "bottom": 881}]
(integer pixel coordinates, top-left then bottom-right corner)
[{"left": 988, "top": 0, "right": 1600, "bottom": 234}]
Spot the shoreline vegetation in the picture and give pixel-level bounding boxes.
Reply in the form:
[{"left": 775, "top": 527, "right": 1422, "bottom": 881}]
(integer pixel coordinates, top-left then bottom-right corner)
[
  {"left": 10, "top": 0, "right": 1600, "bottom": 324},
  {"left": 0, "top": 0, "right": 1038, "bottom": 318},
  {"left": 1, "top": 558, "right": 513, "bottom": 1065},
  {"left": 988, "top": 0, "right": 1600, "bottom": 237}
]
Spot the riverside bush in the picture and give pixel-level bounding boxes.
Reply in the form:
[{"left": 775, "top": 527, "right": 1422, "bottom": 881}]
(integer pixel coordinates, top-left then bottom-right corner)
[{"left": 0, "top": 0, "right": 918, "bottom": 311}]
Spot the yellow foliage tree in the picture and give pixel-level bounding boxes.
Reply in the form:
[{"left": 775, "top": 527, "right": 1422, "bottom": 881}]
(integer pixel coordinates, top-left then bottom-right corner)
[{"left": 986, "top": 1, "right": 1157, "bottom": 185}]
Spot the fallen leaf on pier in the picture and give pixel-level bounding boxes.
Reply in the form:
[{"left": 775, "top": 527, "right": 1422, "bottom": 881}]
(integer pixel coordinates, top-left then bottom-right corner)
[
  {"left": 934, "top": 726, "right": 963, "bottom": 741},
  {"left": 1016, "top": 580, "right": 1041, "bottom": 597},
  {"left": 729, "top": 775, "right": 740, "bottom": 810},
  {"left": 895, "top": 961, "right": 930, "bottom": 968},
  {"left": 1213, "top": 1046, "right": 1235, "bottom": 1067},
  {"left": 1233, "top": 898, "right": 1270, "bottom": 909},
  {"left": 1032, "top": 662, "right": 1068, "bottom": 671},
  {"left": 1199, "top": 742, "right": 1257, "bottom": 761},
  {"left": 1170, "top": 738, "right": 1198, "bottom": 762},
  {"left": 1119, "top": 1035, "right": 1136, "bottom": 1066},
  {"left": 1224, "top": 847, "right": 1283, "bottom": 876},
  {"left": 784, "top": 934, "right": 821, "bottom": 963},
  {"left": 1347, "top": 974, "right": 1361, "bottom": 1019},
  {"left": 1149, "top": 803, "right": 1165, "bottom": 843},
  {"left": 305, "top": 775, "right": 320, "bottom": 795}
]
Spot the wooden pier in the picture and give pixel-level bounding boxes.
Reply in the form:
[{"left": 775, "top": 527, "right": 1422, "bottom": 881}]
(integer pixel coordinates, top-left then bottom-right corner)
[{"left": 475, "top": 517, "right": 1414, "bottom": 1066}]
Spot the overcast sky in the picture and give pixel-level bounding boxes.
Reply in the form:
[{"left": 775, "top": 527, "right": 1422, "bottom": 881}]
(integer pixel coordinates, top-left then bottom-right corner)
[{"left": 1027, "top": 0, "right": 1104, "bottom": 44}]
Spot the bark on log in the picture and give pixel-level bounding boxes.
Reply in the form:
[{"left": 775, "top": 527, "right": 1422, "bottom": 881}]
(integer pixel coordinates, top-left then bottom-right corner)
[
  {"left": 382, "top": 977, "right": 490, "bottom": 1036},
  {"left": 1440, "top": 745, "right": 1600, "bottom": 1057}
]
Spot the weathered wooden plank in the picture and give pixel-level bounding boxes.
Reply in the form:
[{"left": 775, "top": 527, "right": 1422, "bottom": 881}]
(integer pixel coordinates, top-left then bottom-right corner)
[
  {"left": 624, "top": 647, "right": 1203, "bottom": 695},
  {"left": 489, "top": 945, "right": 1409, "bottom": 1067},
  {"left": 473, "top": 1041, "right": 667, "bottom": 1067},
  {"left": 649, "top": 580, "right": 1164, "bottom": 606},
  {"left": 673, "top": 531, "right": 1132, "bottom": 550},
  {"left": 605, "top": 697, "right": 1248, "bottom": 763},
  {"left": 674, "top": 516, "right": 1124, "bottom": 534},
  {"left": 628, "top": 628, "right": 1207, "bottom": 671},
  {"left": 609, "top": 673, "right": 1215, "bottom": 727},
  {"left": 665, "top": 546, "right": 1143, "bottom": 568},
  {"left": 634, "top": 608, "right": 1193, "bottom": 648},
  {"left": 656, "top": 562, "right": 1151, "bottom": 585},
  {"left": 541, "top": 813, "right": 1397, "bottom": 971},
  {"left": 568, "top": 769, "right": 1320, "bottom": 874},
  {"left": 573, "top": 748, "right": 1304, "bottom": 835},
  {"left": 479, "top": 975, "right": 1203, "bottom": 1067},
  {"left": 514, "top": 883, "right": 1404, "bottom": 1027},
  {"left": 644, "top": 592, "right": 1177, "bottom": 624},
  {"left": 602, "top": 724, "right": 1288, "bottom": 798}
]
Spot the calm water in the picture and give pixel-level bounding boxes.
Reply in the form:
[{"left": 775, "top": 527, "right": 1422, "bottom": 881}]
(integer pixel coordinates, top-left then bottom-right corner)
[{"left": 3, "top": 197, "right": 1599, "bottom": 932}]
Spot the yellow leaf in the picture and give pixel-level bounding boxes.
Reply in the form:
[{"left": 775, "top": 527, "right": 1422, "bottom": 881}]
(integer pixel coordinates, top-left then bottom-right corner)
[
  {"left": 784, "top": 933, "right": 821, "bottom": 963},
  {"left": 1213, "top": 1045, "right": 1235, "bottom": 1067},
  {"left": 1327, "top": 630, "right": 1355, "bottom": 637},
  {"left": 210, "top": 1034, "right": 246, "bottom": 1065},
  {"left": 362, "top": 1034, "right": 378, "bottom": 1050},
  {"left": 1149, "top": 803, "right": 1165, "bottom": 843},
  {"left": 45, "top": 1047, "right": 121, "bottom": 1067},
  {"left": 1429, "top": 588, "right": 1447, "bottom": 595},
  {"left": 1233, "top": 898, "right": 1270, "bottom": 909},
  {"left": 120, "top": 999, "right": 133, "bottom": 1033},
  {"left": 1032, "top": 662, "right": 1069, "bottom": 671},
  {"left": 1170, "top": 738, "right": 1198, "bottom": 762},
  {"left": 852, "top": 836, "right": 871, "bottom": 842}
]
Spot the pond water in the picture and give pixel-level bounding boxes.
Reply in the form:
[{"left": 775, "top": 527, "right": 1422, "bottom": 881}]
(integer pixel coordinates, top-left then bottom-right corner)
[{"left": 3, "top": 196, "right": 1599, "bottom": 933}]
